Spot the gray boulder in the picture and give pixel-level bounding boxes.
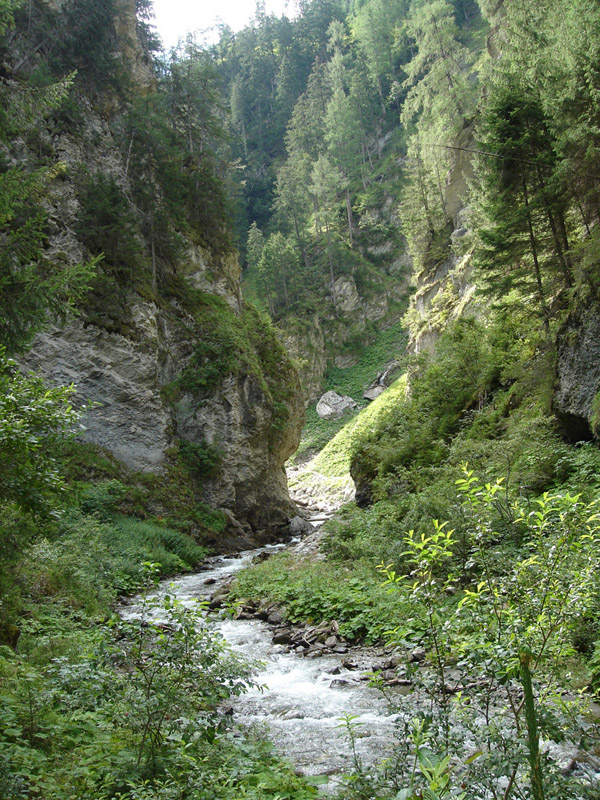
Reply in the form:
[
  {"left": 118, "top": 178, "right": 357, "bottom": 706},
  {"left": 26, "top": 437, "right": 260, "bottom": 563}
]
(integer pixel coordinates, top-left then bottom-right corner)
[{"left": 316, "top": 390, "right": 358, "bottom": 420}]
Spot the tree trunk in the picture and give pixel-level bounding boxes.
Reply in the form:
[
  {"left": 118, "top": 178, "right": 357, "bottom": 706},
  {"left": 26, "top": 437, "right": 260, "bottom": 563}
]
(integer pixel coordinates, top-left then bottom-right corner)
[
  {"left": 345, "top": 187, "right": 354, "bottom": 247},
  {"left": 325, "top": 219, "right": 337, "bottom": 316},
  {"left": 535, "top": 168, "right": 572, "bottom": 288},
  {"left": 313, "top": 195, "right": 322, "bottom": 239},
  {"left": 292, "top": 208, "right": 310, "bottom": 271},
  {"left": 521, "top": 163, "right": 550, "bottom": 337},
  {"left": 150, "top": 223, "right": 158, "bottom": 294}
]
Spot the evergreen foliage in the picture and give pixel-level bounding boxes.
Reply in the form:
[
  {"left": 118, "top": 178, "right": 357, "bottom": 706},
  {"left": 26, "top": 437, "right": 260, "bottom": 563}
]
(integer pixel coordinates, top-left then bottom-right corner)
[
  {"left": 0, "top": 69, "right": 94, "bottom": 351},
  {"left": 4, "top": 0, "right": 600, "bottom": 797}
]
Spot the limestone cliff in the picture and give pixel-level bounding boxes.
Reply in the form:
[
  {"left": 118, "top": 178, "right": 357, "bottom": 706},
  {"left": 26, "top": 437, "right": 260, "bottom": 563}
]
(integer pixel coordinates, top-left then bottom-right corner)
[
  {"left": 403, "top": 124, "right": 479, "bottom": 356},
  {"left": 553, "top": 299, "right": 600, "bottom": 443},
  {"left": 16, "top": 0, "right": 304, "bottom": 546}
]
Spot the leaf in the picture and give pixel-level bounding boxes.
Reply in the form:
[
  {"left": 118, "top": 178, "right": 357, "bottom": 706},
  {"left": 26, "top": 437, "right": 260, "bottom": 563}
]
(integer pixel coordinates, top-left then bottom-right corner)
[
  {"left": 306, "top": 775, "right": 329, "bottom": 786},
  {"left": 464, "top": 750, "right": 484, "bottom": 764}
]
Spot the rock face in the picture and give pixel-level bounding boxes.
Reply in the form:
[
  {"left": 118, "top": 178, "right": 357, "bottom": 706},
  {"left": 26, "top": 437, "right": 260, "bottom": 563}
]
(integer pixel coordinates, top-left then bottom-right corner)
[
  {"left": 554, "top": 300, "right": 600, "bottom": 442},
  {"left": 176, "top": 367, "right": 304, "bottom": 534},
  {"left": 404, "top": 125, "right": 479, "bottom": 356},
  {"left": 18, "top": 1, "right": 305, "bottom": 546},
  {"left": 333, "top": 277, "right": 361, "bottom": 314},
  {"left": 282, "top": 315, "right": 328, "bottom": 404},
  {"left": 282, "top": 270, "right": 409, "bottom": 404},
  {"left": 316, "top": 391, "right": 358, "bottom": 420},
  {"left": 363, "top": 360, "right": 400, "bottom": 401},
  {"left": 23, "top": 315, "right": 172, "bottom": 472},
  {"left": 24, "top": 293, "right": 304, "bottom": 545}
]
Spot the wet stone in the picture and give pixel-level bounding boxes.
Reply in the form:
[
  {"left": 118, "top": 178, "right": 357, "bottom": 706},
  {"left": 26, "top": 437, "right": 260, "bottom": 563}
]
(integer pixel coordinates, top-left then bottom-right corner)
[
  {"left": 273, "top": 631, "right": 294, "bottom": 645},
  {"left": 409, "top": 648, "right": 426, "bottom": 663},
  {"left": 267, "top": 609, "right": 286, "bottom": 625}
]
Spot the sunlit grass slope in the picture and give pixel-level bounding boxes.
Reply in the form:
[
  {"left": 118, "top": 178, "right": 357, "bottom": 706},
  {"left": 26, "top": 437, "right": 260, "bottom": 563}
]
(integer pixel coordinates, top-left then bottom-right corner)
[{"left": 288, "top": 375, "right": 408, "bottom": 505}]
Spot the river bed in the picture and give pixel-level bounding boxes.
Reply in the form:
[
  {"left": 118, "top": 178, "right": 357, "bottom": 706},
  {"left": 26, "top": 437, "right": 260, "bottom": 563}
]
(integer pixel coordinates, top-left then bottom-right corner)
[
  {"left": 119, "top": 538, "right": 403, "bottom": 786},
  {"left": 119, "top": 531, "right": 600, "bottom": 796}
]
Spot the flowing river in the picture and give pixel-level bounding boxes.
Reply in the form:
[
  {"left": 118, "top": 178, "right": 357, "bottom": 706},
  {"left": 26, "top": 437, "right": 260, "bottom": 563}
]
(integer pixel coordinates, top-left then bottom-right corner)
[
  {"left": 119, "top": 526, "right": 402, "bottom": 788},
  {"left": 119, "top": 517, "right": 600, "bottom": 795}
]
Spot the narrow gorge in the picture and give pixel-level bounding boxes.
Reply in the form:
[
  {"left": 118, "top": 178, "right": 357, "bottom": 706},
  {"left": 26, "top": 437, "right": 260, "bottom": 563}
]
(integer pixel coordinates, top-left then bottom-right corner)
[{"left": 2, "top": 1, "right": 600, "bottom": 799}]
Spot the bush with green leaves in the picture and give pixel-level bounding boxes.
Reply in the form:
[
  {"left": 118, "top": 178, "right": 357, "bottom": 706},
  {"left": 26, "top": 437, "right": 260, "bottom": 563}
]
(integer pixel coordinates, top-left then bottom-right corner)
[
  {"left": 0, "top": 560, "right": 323, "bottom": 800},
  {"left": 231, "top": 551, "right": 409, "bottom": 644},
  {"left": 0, "top": 353, "right": 80, "bottom": 522},
  {"left": 372, "top": 469, "right": 600, "bottom": 800},
  {"left": 178, "top": 438, "right": 223, "bottom": 480}
]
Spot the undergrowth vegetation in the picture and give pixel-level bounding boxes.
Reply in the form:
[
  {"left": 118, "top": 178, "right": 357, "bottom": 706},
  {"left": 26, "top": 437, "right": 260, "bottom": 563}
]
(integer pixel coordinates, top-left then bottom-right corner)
[
  {"left": 0, "top": 426, "right": 319, "bottom": 800},
  {"left": 292, "top": 318, "right": 408, "bottom": 464},
  {"left": 236, "top": 306, "right": 600, "bottom": 798},
  {"left": 0, "top": 562, "right": 320, "bottom": 800}
]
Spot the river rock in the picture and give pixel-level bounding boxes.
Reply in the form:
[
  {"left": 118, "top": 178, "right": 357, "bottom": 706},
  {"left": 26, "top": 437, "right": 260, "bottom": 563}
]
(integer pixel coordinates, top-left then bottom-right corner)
[
  {"left": 289, "top": 515, "right": 312, "bottom": 536},
  {"left": 409, "top": 647, "right": 426, "bottom": 663},
  {"left": 273, "top": 630, "right": 294, "bottom": 645},
  {"left": 316, "top": 391, "right": 358, "bottom": 420},
  {"left": 267, "top": 608, "right": 286, "bottom": 625},
  {"left": 208, "top": 584, "right": 231, "bottom": 609}
]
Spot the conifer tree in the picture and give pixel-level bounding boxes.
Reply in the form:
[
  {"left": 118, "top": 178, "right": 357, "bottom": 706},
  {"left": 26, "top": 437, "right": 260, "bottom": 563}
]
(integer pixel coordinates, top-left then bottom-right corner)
[{"left": 0, "top": 16, "right": 93, "bottom": 351}]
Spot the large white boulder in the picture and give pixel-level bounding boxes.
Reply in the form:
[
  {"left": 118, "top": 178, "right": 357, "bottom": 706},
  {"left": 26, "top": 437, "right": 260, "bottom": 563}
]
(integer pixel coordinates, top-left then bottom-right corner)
[{"left": 316, "top": 390, "right": 357, "bottom": 420}]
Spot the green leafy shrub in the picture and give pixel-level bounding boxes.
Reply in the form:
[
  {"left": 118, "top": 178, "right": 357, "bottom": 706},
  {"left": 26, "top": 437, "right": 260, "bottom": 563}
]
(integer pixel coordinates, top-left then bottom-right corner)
[
  {"left": 376, "top": 470, "right": 600, "bottom": 799},
  {"left": 178, "top": 438, "right": 222, "bottom": 479},
  {"left": 79, "top": 479, "right": 128, "bottom": 519},
  {"left": 0, "top": 353, "right": 80, "bottom": 521},
  {"left": 231, "top": 553, "right": 409, "bottom": 644}
]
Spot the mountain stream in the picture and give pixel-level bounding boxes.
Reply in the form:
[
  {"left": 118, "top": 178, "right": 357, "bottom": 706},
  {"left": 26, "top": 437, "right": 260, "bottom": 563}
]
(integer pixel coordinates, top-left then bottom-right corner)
[
  {"left": 119, "top": 513, "right": 600, "bottom": 794},
  {"left": 119, "top": 515, "right": 401, "bottom": 789}
]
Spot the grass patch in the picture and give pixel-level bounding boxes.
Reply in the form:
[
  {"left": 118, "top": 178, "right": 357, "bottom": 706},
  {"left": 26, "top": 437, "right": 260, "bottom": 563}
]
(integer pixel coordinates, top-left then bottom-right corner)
[
  {"left": 289, "top": 376, "right": 409, "bottom": 506},
  {"left": 310, "top": 374, "right": 409, "bottom": 479},
  {"left": 231, "top": 551, "right": 409, "bottom": 643},
  {"left": 292, "top": 319, "right": 408, "bottom": 464}
]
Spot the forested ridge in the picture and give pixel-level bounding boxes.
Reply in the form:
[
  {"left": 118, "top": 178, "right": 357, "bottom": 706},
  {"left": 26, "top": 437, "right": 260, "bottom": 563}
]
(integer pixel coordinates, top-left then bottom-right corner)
[{"left": 2, "top": 0, "right": 600, "bottom": 798}]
